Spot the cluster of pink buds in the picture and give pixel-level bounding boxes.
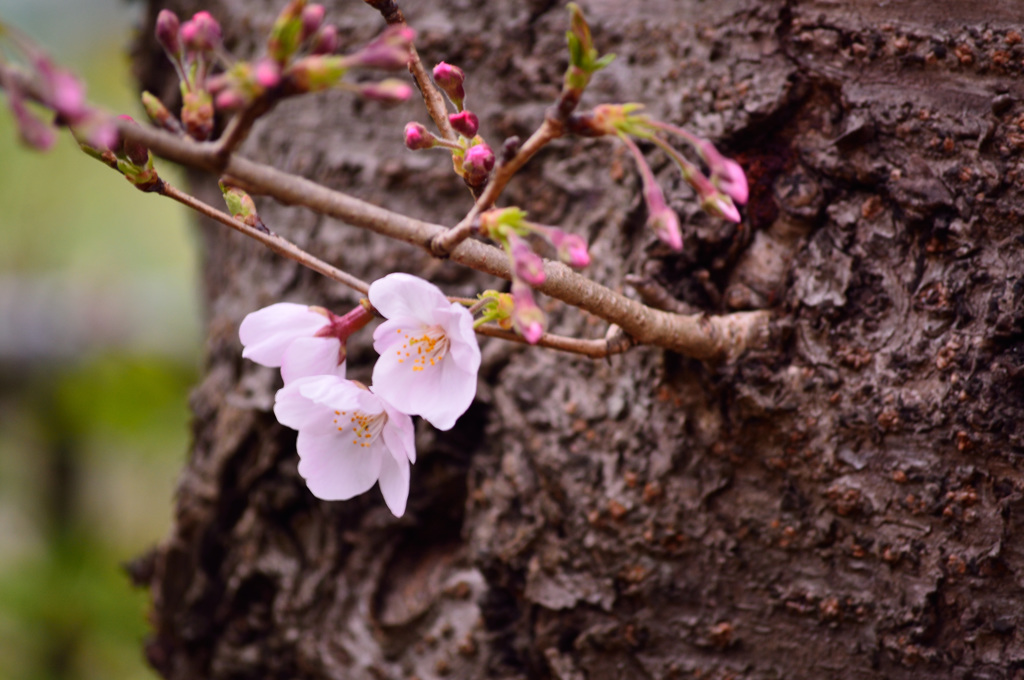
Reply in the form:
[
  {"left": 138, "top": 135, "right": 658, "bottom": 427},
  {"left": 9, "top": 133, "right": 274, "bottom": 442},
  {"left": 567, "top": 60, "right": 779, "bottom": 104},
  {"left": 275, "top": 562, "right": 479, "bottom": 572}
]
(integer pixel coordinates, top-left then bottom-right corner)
[
  {"left": 149, "top": 2, "right": 413, "bottom": 138},
  {"left": 0, "top": 23, "right": 116, "bottom": 151},
  {"left": 154, "top": 8, "right": 222, "bottom": 139},
  {"left": 239, "top": 274, "right": 481, "bottom": 517},
  {"left": 575, "top": 103, "right": 749, "bottom": 251},
  {"left": 402, "top": 61, "right": 495, "bottom": 192},
  {"left": 472, "top": 207, "right": 592, "bottom": 344}
]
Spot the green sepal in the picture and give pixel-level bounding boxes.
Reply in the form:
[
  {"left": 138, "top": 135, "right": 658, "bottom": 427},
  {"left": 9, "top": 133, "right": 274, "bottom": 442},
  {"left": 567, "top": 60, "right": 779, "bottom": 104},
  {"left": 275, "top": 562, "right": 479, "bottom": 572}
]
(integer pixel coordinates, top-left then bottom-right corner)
[
  {"left": 474, "top": 289, "right": 515, "bottom": 329},
  {"left": 268, "top": 0, "right": 307, "bottom": 64},
  {"left": 563, "top": 3, "right": 615, "bottom": 93},
  {"left": 478, "top": 206, "right": 529, "bottom": 242}
]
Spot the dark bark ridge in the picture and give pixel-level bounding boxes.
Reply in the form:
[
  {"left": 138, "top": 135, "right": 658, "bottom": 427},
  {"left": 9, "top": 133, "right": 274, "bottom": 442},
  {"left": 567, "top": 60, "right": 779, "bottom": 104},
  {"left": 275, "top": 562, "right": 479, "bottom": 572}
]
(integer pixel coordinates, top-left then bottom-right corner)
[{"left": 134, "top": 1, "right": 1024, "bottom": 678}]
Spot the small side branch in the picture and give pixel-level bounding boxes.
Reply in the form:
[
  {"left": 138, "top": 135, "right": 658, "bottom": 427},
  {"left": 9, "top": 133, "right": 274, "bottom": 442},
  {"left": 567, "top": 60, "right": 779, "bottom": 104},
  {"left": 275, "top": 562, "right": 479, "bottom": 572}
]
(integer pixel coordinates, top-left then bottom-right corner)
[
  {"left": 475, "top": 324, "right": 633, "bottom": 359},
  {"left": 159, "top": 182, "right": 370, "bottom": 295},
  {"left": 431, "top": 117, "right": 564, "bottom": 256}
]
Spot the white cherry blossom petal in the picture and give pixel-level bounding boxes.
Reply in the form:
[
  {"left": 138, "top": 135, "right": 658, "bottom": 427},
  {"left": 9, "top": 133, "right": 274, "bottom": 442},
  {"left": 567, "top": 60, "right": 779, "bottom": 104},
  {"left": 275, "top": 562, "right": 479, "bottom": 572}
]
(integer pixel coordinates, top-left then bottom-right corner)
[
  {"left": 368, "top": 274, "right": 480, "bottom": 430},
  {"left": 297, "top": 430, "right": 383, "bottom": 500},
  {"left": 376, "top": 449, "right": 410, "bottom": 517},
  {"left": 273, "top": 375, "right": 417, "bottom": 516},
  {"left": 381, "top": 398, "right": 417, "bottom": 465},
  {"left": 281, "top": 336, "right": 345, "bottom": 383},
  {"left": 239, "top": 303, "right": 328, "bottom": 367},
  {"left": 369, "top": 272, "right": 452, "bottom": 326}
]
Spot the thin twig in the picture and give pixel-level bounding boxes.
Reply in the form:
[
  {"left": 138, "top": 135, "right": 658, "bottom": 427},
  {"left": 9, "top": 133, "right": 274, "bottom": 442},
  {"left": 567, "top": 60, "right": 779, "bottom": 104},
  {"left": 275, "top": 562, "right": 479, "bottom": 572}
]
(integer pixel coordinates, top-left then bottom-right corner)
[
  {"left": 475, "top": 324, "right": 633, "bottom": 359},
  {"left": 160, "top": 182, "right": 371, "bottom": 295},
  {"left": 431, "top": 117, "right": 564, "bottom": 256},
  {"left": 213, "top": 99, "right": 271, "bottom": 160}
]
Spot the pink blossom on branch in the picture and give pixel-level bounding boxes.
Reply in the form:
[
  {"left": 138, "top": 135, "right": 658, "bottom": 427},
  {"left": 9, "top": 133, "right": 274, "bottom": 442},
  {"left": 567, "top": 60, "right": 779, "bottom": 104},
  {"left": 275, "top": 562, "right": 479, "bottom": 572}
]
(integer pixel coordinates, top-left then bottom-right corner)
[
  {"left": 369, "top": 273, "right": 481, "bottom": 431},
  {"left": 239, "top": 302, "right": 372, "bottom": 383},
  {"left": 275, "top": 375, "right": 416, "bottom": 517}
]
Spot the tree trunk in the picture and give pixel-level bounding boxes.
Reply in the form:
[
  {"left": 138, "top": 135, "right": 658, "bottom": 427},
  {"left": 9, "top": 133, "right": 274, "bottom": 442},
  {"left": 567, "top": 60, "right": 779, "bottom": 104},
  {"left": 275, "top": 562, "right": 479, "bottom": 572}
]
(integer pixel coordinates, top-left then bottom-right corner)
[{"left": 133, "top": 1, "right": 1024, "bottom": 678}]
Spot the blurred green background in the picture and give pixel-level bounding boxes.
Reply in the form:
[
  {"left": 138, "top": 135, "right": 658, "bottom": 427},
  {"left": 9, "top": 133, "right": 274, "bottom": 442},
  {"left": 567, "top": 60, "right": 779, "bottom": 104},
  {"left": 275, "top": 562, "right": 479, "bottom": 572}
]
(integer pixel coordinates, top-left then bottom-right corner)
[{"left": 0, "top": 1, "right": 200, "bottom": 679}]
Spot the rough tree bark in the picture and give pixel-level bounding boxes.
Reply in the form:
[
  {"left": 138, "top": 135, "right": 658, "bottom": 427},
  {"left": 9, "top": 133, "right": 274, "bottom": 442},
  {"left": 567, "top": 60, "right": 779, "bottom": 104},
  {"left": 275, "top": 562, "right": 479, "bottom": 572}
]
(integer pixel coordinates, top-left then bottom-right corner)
[{"left": 131, "top": 0, "right": 1024, "bottom": 678}]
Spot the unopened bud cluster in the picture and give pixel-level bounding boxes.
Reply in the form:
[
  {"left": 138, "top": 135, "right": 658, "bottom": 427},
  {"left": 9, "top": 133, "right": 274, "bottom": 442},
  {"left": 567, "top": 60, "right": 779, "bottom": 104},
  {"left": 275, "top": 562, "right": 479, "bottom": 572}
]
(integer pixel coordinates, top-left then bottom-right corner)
[
  {"left": 147, "top": 2, "right": 413, "bottom": 141},
  {"left": 473, "top": 207, "right": 592, "bottom": 344},
  {"left": 403, "top": 61, "right": 494, "bottom": 192},
  {"left": 575, "top": 104, "right": 749, "bottom": 250}
]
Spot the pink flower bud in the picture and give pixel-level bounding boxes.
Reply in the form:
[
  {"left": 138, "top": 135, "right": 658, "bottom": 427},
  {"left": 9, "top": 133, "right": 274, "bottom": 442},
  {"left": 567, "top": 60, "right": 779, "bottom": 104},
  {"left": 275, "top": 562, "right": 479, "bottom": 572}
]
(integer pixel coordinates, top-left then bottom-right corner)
[
  {"left": 76, "top": 113, "right": 119, "bottom": 152},
  {"left": 463, "top": 143, "right": 495, "bottom": 185},
  {"left": 547, "top": 229, "right": 590, "bottom": 268},
  {"left": 648, "top": 204, "right": 683, "bottom": 251},
  {"left": 509, "top": 234, "right": 546, "bottom": 286},
  {"left": 448, "top": 110, "right": 479, "bottom": 138},
  {"left": 701, "top": 193, "right": 741, "bottom": 223},
  {"left": 404, "top": 122, "right": 435, "bottom": 150},
  {"left": 621, "top": 134, "right": 683, "bottom": 250},
  {"left": 300, "top": 4, "right": 326, "bottom": 42},
  {"left": 511, "top": 282, "right": 545, "bottom": 345},
  {"left": 345, "top": 25, "right": 414, "bottom": 70},
  {"left": 311, "top": 25, "right": 339, "bottom": 55},
  {"left": 699, "top": 140, "right": 748, "bottom": 204},
  {"left": 432, "top": 61, "right": 465, "bottom": 109},
  {"left": 35, "top": 58, "right": 88, "bottom": 124},
  {"left": 215, "top": 89, "right": 245, "bottom": 111},
  {"left": 181, "top": 11, "right": 222, "bottom": 53},
  {"left": 7, "top": 87, "right": 55, "bottom": 151},
  {"left": 355, "top": 79, "right": 412, "bottom": 104},
  {"left": 254, "top": 59, "right": 282, "bottom": 89},
  {"left": 156, "top": 9, "right": 182, "bottom": 56}
]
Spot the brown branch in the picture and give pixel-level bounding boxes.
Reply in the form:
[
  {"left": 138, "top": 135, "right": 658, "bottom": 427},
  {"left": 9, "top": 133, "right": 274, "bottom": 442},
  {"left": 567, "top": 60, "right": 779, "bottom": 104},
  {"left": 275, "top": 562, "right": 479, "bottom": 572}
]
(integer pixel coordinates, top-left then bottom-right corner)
[
  {"left": 118, "top": 118, "right": 772, "bottom": 361},
  {"left": 159, "top": 182, "right": 370, "bottom": 295},
  {"left": 475, "top": 324, "right": 633, "bottom": 359}
]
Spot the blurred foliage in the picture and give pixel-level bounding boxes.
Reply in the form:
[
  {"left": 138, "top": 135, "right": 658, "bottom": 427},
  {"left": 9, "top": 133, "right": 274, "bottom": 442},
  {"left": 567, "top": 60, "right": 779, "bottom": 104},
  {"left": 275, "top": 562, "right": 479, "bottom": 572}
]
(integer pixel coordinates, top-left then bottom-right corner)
[{"left": 0, "top": 3, "right": 200, "bottom": 679}]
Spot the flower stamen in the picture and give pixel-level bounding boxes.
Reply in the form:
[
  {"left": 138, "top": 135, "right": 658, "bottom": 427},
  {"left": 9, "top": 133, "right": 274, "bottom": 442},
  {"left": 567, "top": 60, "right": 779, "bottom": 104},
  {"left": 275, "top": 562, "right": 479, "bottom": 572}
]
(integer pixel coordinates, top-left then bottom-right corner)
[
  {"left": 393, "top": 325, "right": 450, "bottom": 372},
  {"left": 330, "top": 408, "right": 388, "bottom": 447}
]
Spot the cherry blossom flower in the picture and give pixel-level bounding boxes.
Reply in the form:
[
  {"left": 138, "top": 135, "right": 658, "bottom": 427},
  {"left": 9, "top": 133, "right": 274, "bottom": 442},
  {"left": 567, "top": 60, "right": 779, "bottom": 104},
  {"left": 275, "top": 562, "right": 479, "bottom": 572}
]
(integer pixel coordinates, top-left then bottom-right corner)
[
  {"left": 275, "top": 375, "right": 415, "bottom": 517},
  {"left": 239, "top": 302, "right": 371, "bottom": 383},
  {"left": 369, "top": 273, "right": 481, "bottom": 431}
]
